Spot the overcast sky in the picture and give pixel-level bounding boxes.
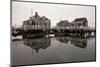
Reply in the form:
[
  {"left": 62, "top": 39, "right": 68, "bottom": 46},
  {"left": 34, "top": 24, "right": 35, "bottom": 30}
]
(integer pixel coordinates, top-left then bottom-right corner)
[{"left": 12, "top": 1, "right": 95, "bottom": 28}]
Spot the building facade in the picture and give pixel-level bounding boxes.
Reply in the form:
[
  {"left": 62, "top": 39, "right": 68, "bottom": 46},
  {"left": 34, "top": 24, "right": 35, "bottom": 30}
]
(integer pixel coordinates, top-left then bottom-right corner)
[
  {"left": 23, "top": 12, "right": 51, "bottom": 31},
  {"left": 70, "top": 17, "right": 88, "bottom": 29},
  {"left": 56, "top": 20, "right": 70, "bottom": 29},
  {"left": 56, "top": 17, "right": 88, "bottom": 30}
]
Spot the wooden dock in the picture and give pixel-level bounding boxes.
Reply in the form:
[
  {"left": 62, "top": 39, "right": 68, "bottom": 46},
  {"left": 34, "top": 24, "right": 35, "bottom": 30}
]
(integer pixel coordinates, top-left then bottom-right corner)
[{"left": 12, "top": 26, "right": 96, "bottom": 38}]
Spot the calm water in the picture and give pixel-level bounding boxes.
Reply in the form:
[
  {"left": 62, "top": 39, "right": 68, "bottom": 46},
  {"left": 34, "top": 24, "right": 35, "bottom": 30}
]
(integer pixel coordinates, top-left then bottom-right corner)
[{"left": 11, "top": 36, "right": 96, "bottom": 66}]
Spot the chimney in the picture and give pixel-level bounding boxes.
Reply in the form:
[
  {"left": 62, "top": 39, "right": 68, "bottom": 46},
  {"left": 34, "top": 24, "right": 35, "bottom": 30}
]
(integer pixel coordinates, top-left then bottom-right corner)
[{"left": 35, "top": 12, "right": 38, "bottom": 16}]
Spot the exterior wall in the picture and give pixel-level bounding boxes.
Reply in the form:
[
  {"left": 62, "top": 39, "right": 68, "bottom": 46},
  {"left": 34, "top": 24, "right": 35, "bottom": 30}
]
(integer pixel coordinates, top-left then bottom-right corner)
[{"left": 38, "top": 17, "right": 51, "bottom": 31}]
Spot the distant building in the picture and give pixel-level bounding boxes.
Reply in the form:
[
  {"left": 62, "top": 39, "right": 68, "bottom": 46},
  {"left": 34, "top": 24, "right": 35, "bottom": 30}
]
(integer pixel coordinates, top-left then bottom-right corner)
[
  {"left": 70, "top": 17, "right": 88, "bottom": 29},
  {"left": 56, "top": 17, "right": 88, "bottom": 29},
  {"left": 71, "top": 17, "right": 88, "bottom": 27},
  {"left": 57, "top": 20, "right": 70, "bottom": 26},
  {"left": 23, "top": 12, "right": 51, "bottom": 31},
  {"left": 56, "top": 20, "right": 70, "bottom": 29}
]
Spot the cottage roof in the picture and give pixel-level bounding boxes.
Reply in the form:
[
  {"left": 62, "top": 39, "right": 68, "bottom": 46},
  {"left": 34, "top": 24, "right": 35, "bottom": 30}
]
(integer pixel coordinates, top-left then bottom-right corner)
[
  {"left": 59, "top": 20, "right": 69, "bottom": 24},
  {"left": 74, "top": 17, "right": 87, "bottom": 22},
  {"left": 57, "top": 20, "right": 70, "bottom": 26},
  {"left": 39, "top": 16, "right": 50, "bottom": 21}
]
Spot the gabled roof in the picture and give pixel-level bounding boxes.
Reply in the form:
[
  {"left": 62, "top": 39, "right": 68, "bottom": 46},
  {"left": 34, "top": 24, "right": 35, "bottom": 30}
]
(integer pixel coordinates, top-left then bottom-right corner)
[
  {"left": 57, "top": 20, "right": 70, "bottom": 26},
  {"left": 58, "top": 20, "right": 69, "bottom": 24},
  {"left": 74, "top": 17, "right": 87, "bottom": 22},
  {"left": 39, "top": 16, "right": 50, "bottom": 21}
]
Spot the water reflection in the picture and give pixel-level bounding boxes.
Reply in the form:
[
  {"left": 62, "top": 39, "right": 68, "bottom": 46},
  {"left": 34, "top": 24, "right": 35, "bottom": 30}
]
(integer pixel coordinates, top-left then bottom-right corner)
[
  {"left": 23, "top": 37, "right": 51, "bottom": 53},
  {"left": 57, "top": 36, "right": 87, "bottom": 48},
  {"left": 71, "top": 38, "right": 87, "bottom": 48}
]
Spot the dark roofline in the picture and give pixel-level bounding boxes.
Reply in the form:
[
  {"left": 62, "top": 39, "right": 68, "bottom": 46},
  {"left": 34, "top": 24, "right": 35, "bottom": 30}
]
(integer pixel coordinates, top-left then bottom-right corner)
[
  {"left": 58, "top": 20, "right": 70, "bottom": 23},
  {"left": 74, "top": 17, "right": 87, "bottom": 21},
  {"left": 39, "top": 16, "right": 50, "bottom": 21}
]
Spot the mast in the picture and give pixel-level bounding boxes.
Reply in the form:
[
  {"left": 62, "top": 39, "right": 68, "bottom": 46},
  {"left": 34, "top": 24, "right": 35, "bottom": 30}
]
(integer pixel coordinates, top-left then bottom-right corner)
[{"left": 31, "top": 8, "right": 33, "bottom": 16}]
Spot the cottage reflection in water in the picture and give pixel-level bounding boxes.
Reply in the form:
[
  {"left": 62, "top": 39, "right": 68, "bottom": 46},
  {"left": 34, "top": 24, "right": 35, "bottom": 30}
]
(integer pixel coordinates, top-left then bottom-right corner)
[
  {"left": 57, "top": 37, "right": 87, "bottom": 48},
  {"left": 23, "top": 37, "right": 51, "bottom": 53}
]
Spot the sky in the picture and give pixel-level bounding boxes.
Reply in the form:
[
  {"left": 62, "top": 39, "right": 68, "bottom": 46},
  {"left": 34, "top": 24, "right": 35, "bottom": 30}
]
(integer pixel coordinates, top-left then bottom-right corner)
[{"left": 12, "top": 1, "right": 95, "bottom": 28}]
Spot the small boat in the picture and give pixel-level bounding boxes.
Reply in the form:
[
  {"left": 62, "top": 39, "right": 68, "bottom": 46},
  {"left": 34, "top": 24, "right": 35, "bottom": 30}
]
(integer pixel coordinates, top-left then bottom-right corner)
[
  {"left": 12, "top": 36, "right": 22, "bottom": 40},
  {"left": 46, "top": 34, "right": 55, "bottom": 38}
]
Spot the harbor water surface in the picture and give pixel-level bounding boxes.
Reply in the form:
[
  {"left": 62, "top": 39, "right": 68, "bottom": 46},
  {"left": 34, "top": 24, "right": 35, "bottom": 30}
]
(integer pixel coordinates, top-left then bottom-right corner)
[{"left": 11, "top": 36, "right": 96, "bottom": 66}]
